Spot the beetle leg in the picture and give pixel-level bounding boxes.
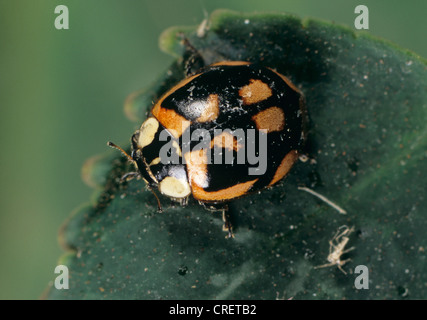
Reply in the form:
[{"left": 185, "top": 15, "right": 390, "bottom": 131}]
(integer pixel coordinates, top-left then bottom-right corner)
[
  {"left": 146, "top": 185, "right": 163, "bottom": 213},
  {"left": 199, "top": 202, "right": 234, "bottom": 238},
  {"left": 222, "top": 208, "right": 234, "bottom": 239},
  {"left": 120, "top": 171, "right": 140, "bottom": 182},
  {"left": 179, "top": 196, "right": 189, "bottom": 207}
]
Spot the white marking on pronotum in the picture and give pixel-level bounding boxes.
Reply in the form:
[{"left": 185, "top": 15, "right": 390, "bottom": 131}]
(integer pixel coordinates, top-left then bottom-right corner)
[
  {"left": 138, "top": 117, "right": 159, "bottom": 148},
  {"left": 298, "top": 186, "right": 347, "bottom": 215},
  {"left": 159, "top": 176, "right": 191, "bottom": 199}
]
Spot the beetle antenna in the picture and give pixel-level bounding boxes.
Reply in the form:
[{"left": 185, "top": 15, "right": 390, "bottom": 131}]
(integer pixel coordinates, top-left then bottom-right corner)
[
  {"left": 107, "top": 141, "right": 134, "bottom": 163},
  {"left": 108, "top": 141, "right": 162, "bottom": 212}
]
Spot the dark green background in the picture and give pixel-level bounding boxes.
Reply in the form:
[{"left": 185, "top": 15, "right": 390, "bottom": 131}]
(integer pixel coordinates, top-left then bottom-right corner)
[{"left": 0, "top": 0, "right": 426, "bottom": 300}]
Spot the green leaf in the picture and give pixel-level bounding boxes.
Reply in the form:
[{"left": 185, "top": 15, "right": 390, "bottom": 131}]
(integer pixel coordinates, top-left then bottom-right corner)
[{"left": 46, "top": 9, "right": 427, "bottom": 300}]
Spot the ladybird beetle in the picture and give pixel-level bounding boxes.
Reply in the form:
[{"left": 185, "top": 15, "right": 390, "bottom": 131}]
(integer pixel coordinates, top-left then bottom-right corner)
[{"left": 109, "top": 60, "right": 305, "bottom": 237}]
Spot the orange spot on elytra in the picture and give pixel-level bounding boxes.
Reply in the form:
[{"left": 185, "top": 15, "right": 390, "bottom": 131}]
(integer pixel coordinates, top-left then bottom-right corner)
[
  {"left": 184, "top": 149, "right": 209, "bottom": 189},
  {"left": 239, "top": 79, "right": 272, "bottom": 105},
  {"left": 191, "top": 179, "right": 258, "bottom": 202},
  {"left": 210, "top": 132, "right": 243, "bottom": 152},
  {"left": 269, "top": 150, "right": 298, "bottom": 186},
  {"left": 252, "top": 106, "right": 285, "bottom": 132},
  {"left": 151, "top": 105, "right": 190, "bottom": 138},
  {"left": 211, "top": 61, "right": 251, "bottom": 67}
]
